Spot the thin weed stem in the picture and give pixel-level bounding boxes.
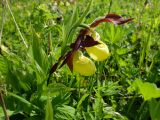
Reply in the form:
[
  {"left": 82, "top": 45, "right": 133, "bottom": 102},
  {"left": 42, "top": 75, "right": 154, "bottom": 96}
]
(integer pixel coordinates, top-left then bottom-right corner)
[
  {"left": 5, "top": 0, "right": 28, "bottom": 48},
  {"left": 0, "top": 89, "right": 10, "bottom": 120},
  {"left": 0, "top": 0, "right": 6, "bottom": 47}
]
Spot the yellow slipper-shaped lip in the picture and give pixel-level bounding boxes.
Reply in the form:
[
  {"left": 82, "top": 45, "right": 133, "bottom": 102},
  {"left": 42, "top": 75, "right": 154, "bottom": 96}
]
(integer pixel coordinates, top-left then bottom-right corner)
[
  {"left": 73, "top": 51, "right": 96, "bottom": 76},
  {"left": 85, "top": 32, "right": 110, "bottom": 61},
  {"left": 85, "top": 41, "right": 110, "bottom": 61}
]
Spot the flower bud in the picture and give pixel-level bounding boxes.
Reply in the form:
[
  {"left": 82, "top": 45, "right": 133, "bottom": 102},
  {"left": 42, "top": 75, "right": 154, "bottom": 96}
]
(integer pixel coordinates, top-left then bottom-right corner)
[
  {"left": 85, "top": 32, "right": 110, "bottom": 61},
  {"left": 73, "top": 51, "right": 96, "bottom": 76}
]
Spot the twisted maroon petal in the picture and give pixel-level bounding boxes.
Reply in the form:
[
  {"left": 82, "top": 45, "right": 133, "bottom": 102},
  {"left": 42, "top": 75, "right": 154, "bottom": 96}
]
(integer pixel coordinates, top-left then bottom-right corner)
[
  {"left": 81, "top": 35, "right": 100, "bottom": 47},
  {"left": 90, "top": 13, "right": 133, "bottom": 28}
]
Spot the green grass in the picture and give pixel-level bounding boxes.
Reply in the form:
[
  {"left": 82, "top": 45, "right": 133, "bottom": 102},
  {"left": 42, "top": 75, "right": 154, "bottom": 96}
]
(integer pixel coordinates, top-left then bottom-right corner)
[{"left": 0, "top": 0, "right": 160, "bottom": 120}]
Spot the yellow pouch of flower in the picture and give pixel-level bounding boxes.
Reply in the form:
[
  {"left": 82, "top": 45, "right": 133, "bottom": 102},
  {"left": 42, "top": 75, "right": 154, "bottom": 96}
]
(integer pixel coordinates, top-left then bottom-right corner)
[
  {"left": 73, "top": 51, "right": 96, "bottom": 76},
  {"left": 85, "top": 32, "right": 110, "bottom": 61}
]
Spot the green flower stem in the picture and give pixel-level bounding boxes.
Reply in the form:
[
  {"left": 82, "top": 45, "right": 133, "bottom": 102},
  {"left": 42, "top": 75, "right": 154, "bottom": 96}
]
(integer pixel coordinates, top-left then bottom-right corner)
[{"left": 79, "top": 24, "right": 90, "bottom": 29}]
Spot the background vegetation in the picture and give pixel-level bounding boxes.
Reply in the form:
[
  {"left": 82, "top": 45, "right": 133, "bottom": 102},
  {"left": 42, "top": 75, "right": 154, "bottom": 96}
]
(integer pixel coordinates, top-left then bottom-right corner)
[{"left": 0, "top": 0, "right": 160, "bottom": 119}]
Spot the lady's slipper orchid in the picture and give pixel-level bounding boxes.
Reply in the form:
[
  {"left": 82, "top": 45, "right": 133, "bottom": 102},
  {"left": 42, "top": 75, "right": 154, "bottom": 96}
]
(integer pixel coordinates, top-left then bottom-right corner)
[
  {"left": 85, "top": 32, "right": 110, "bottom": 61},
  {"left": 47, "top": 14, "right": 133, "bottom": 85},
  {"left": 73, "top": 50, "right": 96, "bottom": 76}
]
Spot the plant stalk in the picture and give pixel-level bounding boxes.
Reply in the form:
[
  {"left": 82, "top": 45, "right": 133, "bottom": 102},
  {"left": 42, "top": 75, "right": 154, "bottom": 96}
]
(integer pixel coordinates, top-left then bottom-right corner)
[
  {"left": 0, "top": 0, "right": 6, "bottom": 54},
  {"left": 0, "top": 90, "right": 10, "bottom": 120}
]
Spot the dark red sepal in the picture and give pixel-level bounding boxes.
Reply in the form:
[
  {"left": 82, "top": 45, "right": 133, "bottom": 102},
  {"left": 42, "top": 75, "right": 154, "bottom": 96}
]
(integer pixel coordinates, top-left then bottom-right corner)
[
  {"left": 49, "top": 62, "right": 59, "bottom": 75},
  {"left": 90, "top": 13, "right": 133, "bottom": 28},
  {"left": 66, "top": 51, "right": 75, "bottom": 72},
  {"left": 81, "top": 35, "right": 100, "bottom": 47},
  {"left": 73, "top": 35, "right": 84, "bottom": 51},
  {"left": 105, "top": 14, "right": 133, "bottom": 25},
  {"left": 59, "top": 52, "right": 71, "bottom": 68}
]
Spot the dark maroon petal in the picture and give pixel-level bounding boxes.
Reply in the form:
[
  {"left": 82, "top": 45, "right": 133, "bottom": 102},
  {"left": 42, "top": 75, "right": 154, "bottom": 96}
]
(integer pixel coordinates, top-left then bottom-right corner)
[
  {"left": 59, "top": 55, "right": 65, "bottom": 61},
  {"left": 71, "top": 29, "right": 90, "bottom": 50},
  {"left": 105, "top": 14, "right": 122, "bottom": 19},
  {"left": 115, "top": 18, "right": 134, "bottom": 25},
  {"left": 90, "top": 18, "right": 110, "bottom": 28},
  {"left": 59, "top": 57, "right": 68, "bottom": 69},
  {"left": 70, "top": 43, "right": 75, "bottom": 49},
  {"left": 90, "top": 13, "right": 133, "bottom": 28},
  {"left": 66, "top": 51, "right": 76, "bottom": 72},
  {"left": 105, "top": 14, "right": 133, "bottom": 25},
  {"left": 73, "top": 35, "right": 84, "bottom": 51},
  {"left": 59, "top": 52, "right": 72, "bottom": 68},
  {"left": 82, "top": 35, "right": 100, "bottom": 47},
  {"left": 79, "top": 29, "right": 90, "bottom": 35},
  {"left": 49, "top": 62, "right": 59, "bottom": 75}
]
